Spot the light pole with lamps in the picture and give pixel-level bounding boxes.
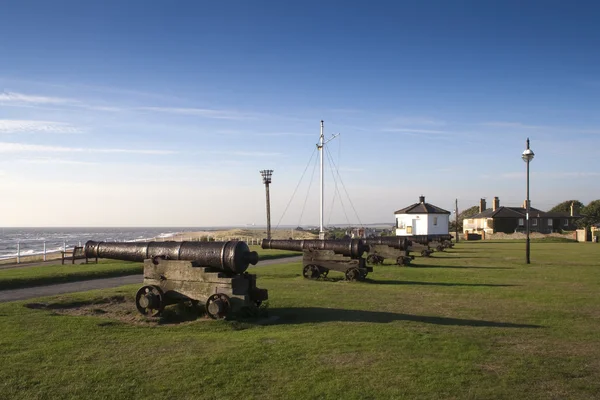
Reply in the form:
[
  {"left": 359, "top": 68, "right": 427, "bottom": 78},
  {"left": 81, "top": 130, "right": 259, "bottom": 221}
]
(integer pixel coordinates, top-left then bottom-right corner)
[
  {"left": 522, "top": 138, "right": 535, "bottom": 264},
  {"left": 260, "top": 170, "right": 273, "bottom": 240}
]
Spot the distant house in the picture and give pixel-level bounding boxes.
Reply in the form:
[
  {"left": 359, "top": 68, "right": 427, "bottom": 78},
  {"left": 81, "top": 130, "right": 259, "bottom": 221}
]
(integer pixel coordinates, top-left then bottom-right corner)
[
  {"left": 463, "top": 197, "right": 582, "bottom": 234},
  {"left": 394, "top": 196, "right": 451, "bottom": 236}
]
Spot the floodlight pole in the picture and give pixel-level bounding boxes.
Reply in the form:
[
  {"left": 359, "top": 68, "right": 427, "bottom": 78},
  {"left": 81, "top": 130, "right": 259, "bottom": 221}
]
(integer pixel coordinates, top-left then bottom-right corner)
[{"left": 260, "top": 170, "right": 273, "bottom": 240}]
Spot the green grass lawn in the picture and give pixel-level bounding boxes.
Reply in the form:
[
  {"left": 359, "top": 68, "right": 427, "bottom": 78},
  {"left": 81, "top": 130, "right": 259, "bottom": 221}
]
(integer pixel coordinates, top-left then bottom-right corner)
[
  {"left": 1, "top": 242, "right": 600, "bottom": 399},
  {"left": 0, "top": 246, "right": 299, "bottom": 290}
]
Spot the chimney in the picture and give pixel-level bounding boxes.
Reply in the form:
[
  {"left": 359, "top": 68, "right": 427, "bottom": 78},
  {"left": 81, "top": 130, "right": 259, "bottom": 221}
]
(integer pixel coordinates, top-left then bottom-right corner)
[
  {"left": 419, "top": 195, "right": 425, "bottom": 203},
  {"left": 492, "top": 196, "right": 500, "bottom": 211},
  {"left": 479, "top": 198, "right": 486, "bottom": 213},
  {"left": 570, "top": 202, "right": 574, "bottom": 217}
]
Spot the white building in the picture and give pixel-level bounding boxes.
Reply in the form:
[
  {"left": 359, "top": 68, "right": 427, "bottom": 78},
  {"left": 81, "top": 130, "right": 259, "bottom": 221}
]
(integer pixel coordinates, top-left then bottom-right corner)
[{"left": 394, "top": 196, "right": 451, "bottom": 236}]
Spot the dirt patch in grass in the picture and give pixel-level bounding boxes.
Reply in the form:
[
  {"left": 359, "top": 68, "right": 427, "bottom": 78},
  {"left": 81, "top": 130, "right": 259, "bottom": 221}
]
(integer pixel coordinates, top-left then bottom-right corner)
[{"left": 24, "top": 296, "right": 211, "bottom": 326}]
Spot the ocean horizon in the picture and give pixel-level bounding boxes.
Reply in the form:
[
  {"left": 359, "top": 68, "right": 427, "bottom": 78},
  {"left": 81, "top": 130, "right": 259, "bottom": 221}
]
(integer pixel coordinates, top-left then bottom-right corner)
[{"left": 0, "top": 227, "right": 234, "bottom": 260}]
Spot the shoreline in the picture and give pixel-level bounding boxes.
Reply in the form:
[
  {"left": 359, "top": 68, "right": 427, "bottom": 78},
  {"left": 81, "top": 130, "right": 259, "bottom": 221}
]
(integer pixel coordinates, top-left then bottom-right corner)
[{"left": 0, "top": 228, "right": 318, "bottom": 266}]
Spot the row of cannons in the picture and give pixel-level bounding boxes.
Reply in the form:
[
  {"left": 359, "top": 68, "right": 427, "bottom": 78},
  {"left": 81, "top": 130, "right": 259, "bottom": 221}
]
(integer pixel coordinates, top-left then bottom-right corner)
[
  {"left": 83, "top": 234, "right": 453, "bottom": 320},
  {"left": 261, "top": 234, "right": 454, "bottom": 280}
]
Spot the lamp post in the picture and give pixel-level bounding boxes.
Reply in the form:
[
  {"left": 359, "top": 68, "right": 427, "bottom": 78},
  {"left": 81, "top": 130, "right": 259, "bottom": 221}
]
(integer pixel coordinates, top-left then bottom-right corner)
[
  {"left": 260, "top": 170, "right": 273, "bottom": 240},
  {"left": 522, "top": 138, "right": 535, "bottom": 264}
]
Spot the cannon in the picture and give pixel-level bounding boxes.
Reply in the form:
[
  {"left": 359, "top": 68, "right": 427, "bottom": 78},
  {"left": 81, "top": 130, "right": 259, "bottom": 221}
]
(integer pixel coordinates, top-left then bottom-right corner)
[
  {"left": 406, "top": 234, "right": 454, "bottom": 255},
  {"left": 85, "top": 240, "right": 267, "bottom": 319},
  {"left": 363, "top": 237, "right": 415, "bottom": 266},
  {"left": 261, "top": 239, "right": 372, "bottom": 281}
]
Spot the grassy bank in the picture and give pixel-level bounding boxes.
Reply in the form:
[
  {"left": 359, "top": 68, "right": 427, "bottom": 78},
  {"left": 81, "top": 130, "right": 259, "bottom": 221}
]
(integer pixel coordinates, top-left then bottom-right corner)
[
  {"left": 1, "top": 241, "right": 599, "bottom": 399},
  {"left": 0, "top": 247, "right": 299, "bottom": 290},
  {"left": 0, "top": 261, "right": 142, "bottom": 290}
]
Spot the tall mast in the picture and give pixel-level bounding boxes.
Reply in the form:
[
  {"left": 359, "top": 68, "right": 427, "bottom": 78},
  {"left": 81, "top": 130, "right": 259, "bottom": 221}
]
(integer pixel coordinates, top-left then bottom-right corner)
[
  {"left": 316, "top": 120, "right": 339, "bottom": 240},
  {"left": 319, "top": 120, "right": 325, "bottom": 240}
]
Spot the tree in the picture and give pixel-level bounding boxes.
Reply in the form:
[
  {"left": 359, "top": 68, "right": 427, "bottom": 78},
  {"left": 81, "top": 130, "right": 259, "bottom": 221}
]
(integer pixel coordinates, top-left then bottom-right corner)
[
  {"left": 578, "top": 200, "right": 600, "bottom": 228},
  {"left": 449, "top": 205, "right": 480, "bottom": 231},
  {"left": 549, "top": 200, "right": 584, "bottom": 214}
]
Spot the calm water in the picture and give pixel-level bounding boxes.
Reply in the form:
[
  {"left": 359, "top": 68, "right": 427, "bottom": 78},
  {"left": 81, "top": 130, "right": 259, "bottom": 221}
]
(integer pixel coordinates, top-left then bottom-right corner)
[{"left": 0, "top": 227, "right": 225, "bottom": 260}]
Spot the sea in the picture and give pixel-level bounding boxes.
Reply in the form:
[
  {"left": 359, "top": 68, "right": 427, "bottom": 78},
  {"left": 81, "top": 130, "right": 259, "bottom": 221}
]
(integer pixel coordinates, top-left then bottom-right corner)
[{"left": 0, "top": 227, "right": 228, "bottom": 260}]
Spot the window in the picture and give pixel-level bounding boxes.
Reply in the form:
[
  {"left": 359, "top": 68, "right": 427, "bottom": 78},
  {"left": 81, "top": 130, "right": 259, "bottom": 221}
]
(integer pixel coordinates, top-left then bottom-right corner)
[
  {"left": 397, "top": 220, "right": 405, "bottom": 229},
  {"left": 433, "top": 217, "right": 438, "bottom": 226},
  {"left": 564, "top": 219, "right": 569, "bottom": 227},
  {"left": 518, "top": 218, "right": 524, "bottom": 226},
  {"left": 406, "top": 226, "right": 412, "bottom": 234},
  {"left": 548, "top": 219, "right": 553, "bottom": 226},
  {"left": 532, "top": 219, "right": 537, "bottom": 226}
]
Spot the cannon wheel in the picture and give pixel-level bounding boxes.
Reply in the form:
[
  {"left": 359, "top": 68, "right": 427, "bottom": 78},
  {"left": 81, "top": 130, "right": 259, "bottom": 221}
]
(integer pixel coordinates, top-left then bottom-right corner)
[
  {"left": 135, "top": 285, "right": 165, "bottom": 317},
  {"left": 345, "top": 267, "right": 361, "bottom": 281},
  {"left": 303, "top": 264, "right": 321, "bottom": 280},
  {"left": 421, "top": 249, "right": 431, "bottom": 257},
  {"left": 366, "top": 254, "right": 379, "bottom": 265},
  {"left": 436, "top": 244, "right": 444, "bottom": 252},
  {"left": 205, "top": 293, "right": 231, "bottom": 319},
  {"left": 319, "top": 267, "right": 329, "bottom": 279},
  {"left": 396, "top": 256, "right": 410, "bottom": 266}
]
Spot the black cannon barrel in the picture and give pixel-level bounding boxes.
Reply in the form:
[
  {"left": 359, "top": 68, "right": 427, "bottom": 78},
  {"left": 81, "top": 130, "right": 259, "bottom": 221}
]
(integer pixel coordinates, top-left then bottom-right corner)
[
  {"left": 84, "top": 240, "right": 258, "bottom": 274},
  {"left": 261, "top": 239, "right": 367, "bottom": 258},
  {"left": 408, "top": 234, "right": 453, "bottom": 245},
  {"left": 363, "top": 237, "right": 412, "bottom": 250}
]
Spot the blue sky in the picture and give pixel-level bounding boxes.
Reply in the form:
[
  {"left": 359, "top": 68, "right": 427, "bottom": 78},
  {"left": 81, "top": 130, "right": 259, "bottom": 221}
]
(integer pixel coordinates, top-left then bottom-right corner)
[{"left": 0, "top": 0, "right": 599, "bottom": 227}]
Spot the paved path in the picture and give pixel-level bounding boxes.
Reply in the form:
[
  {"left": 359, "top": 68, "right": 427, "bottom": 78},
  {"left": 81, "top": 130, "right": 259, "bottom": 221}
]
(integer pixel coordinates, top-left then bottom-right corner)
[{"left": 0, "top": 256, "right": 302, "bottom": 303}]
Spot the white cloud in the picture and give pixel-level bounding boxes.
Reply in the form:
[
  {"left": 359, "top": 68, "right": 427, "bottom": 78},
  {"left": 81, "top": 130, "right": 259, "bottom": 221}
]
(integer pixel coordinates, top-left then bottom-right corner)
[
  {"left": 0, "top": 142, "right": 176, "bottom": 155},
  {"left": 206, "top": 150, "right": 283, "bottom": 157},
  {"left": 382, "top": 128, "right": 450, "bottom": 134},
  {"left": 0, "top": 91, "right": 75, "bottom": 105},
  {"left": 388, "top": 116, "right": 446, "bottom": 126},
  {"left": 17, "top": 158, "right": 98, "bottom": 165},
  {"left": 137, "top": 106, "right": 257, "bottom": 120},
  {"left": 0, "top": 119, "right": 82, "bottom": 134},
  {"left": 480, "top": 122, "right": 546, "bottom": 130},
  {"left": 487, "top": 171, "right": 600, "bottom": 180}
]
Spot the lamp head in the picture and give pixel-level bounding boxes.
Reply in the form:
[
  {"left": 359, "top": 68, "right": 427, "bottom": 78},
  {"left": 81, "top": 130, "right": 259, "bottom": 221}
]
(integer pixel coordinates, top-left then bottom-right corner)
[
  {"left": 522, "top": 149, "right": 534, "bottom": 162},
  {"left": 260, "top": 169, "right": 273, "bottom": 184},
  {"left": 522, "top": 138, "right": 534, "bottom": 162}
]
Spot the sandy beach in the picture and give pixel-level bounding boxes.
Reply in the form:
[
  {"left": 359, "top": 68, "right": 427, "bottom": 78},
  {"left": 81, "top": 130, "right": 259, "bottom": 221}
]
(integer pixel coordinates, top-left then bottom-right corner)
[{"left": 158, "top": 227, "right": 318, "bottom": 244}]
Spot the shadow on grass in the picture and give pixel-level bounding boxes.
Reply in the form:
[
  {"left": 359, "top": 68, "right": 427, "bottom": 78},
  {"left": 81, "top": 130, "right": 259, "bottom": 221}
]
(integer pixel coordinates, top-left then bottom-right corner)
[
  {"left": 411, "top": 264, "right": 514, "bottom": 270},
  {"left": 272, "top": 307, "right": 541, "bottom": 328},
  {"left": 365, "top": 279, "right": 517, "bottom": 287}
]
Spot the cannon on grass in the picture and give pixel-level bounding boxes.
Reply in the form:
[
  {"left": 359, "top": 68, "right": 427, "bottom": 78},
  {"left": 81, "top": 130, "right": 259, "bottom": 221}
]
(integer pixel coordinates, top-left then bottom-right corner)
[
  {"left": 363, "top": 237, "right": 415, "bottom": 266},
  {"left": 406, "top": 234, "right": 454, "bottom": 255},
  {"left": 84, "top": 240, "right": 267, "bottom": 319},
  {"left": 261, "top": 239, "right": 372, "bottom": 281}
]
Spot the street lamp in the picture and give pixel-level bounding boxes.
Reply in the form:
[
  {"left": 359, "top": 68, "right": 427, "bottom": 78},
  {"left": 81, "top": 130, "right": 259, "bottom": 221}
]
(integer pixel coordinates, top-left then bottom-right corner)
[
  {"left": 260, "top": 170, "right": 274, "bottom": 240},
  {"left": 522, "top": 138, "right": 535, "bottom": 264}
]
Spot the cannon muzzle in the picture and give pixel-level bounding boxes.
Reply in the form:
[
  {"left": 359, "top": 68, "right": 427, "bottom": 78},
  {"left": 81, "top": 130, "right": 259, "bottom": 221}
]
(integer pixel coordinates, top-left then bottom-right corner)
[
  {"left": 261, "top": 239, "right": 367, "bottom": 258},
  {"left": 85, "top": 240, "right": 258, "bottom": 274}
]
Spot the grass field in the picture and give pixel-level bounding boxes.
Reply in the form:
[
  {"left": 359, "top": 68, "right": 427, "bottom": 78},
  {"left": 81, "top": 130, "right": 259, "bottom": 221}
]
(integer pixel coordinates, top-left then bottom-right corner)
[
  {"left": 1, "top": 241, "right": 599, "bottom": 399},
  {"left": 0, "top": 246, "right": 299, "bottom": 290}
]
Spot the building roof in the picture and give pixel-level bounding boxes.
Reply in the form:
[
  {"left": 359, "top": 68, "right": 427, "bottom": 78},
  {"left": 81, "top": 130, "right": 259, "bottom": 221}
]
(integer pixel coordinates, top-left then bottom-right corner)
[
  {"left": 469, "top": 206, "right": 583, "bottom": 219},
  {"left": 394, "top": 196, "right": 451, "bottom": 215}
]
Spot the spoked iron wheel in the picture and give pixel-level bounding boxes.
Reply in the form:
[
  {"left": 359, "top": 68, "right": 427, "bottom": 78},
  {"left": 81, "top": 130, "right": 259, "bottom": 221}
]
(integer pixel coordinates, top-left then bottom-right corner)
[
  {"left": 303, "top": 264, "right": 321, "bottom": 280},
  {"left": 135, "top": 285, "right": 165, "bottom": 317},
  {"left": 421, "top": 249, "right": 431, "bottom": 257},
  {"left": 367, "top": 254, "right": 378, "bottom": 265},
  {"left": 205, "top": 293, "right": 231, "bottom": 319},
  {"left": 320, "top": 268, "right": 329, "bottom": 279},
  {"left": 345, "top": 267, "right": 361, "bottom": 281},
  {"left": 396, "top": 256, "right": 411, "bottom": 266}
]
